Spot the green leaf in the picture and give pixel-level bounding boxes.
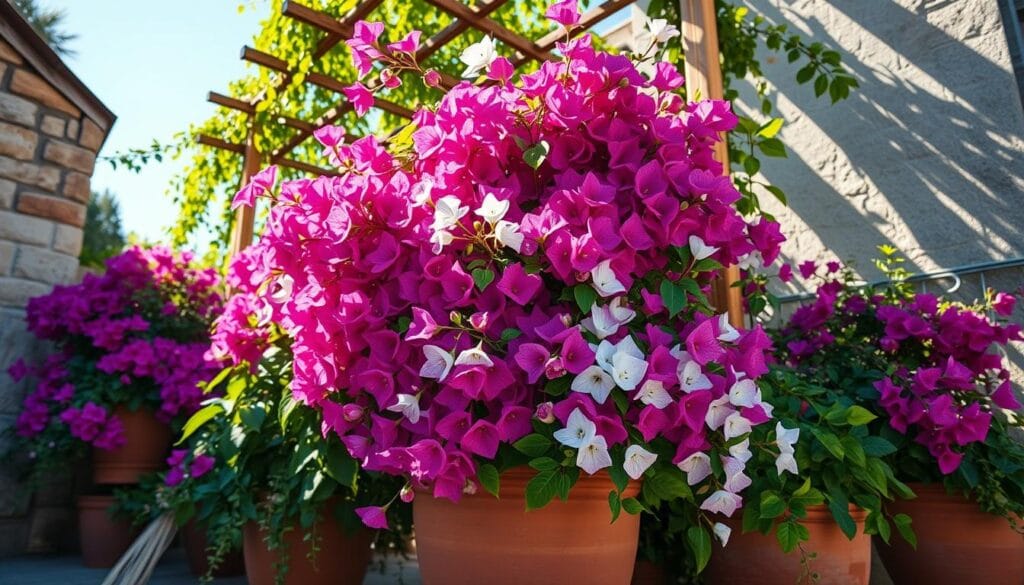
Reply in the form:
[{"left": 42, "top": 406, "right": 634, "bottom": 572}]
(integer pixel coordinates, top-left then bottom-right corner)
[
  {"left": 544, "top": 376, "right": 571, "bottom": 397},
  {"left": 472, "top": 268, "right": 495, "bottom": 291},
  {"left": 893, "top": 513, "right": 916, "bottom": 549},
  {"left": 647, "top": 468, "right": 693, "bottom": 501},
  {"left": 757, "top": 118, "right": 784, "bottom": 138},
  {"left": 757, "top": 138, "right": 787, "bottom": 158},
  {"left": 513, "top": 433, "right": 553, "bottom": 458},
  {"left": 525, "top": 470, "right": 558, "bottom": 510},
  {"left": 523, "top": 140, "right": 550, "bottom": 169},
  {"left": 846, "top": 406, "right": 877, "bottom": 426},
  {"left": 814, "top": 74, "right": 828, "bottom": 97},
  {"left": 478, "top": 463, "right": 500, "bottom": 498},
  {"left": 239, "top": 403, "right": 267, "bottom": 430},
  {"left": 323, "top": 442, "right": 357, "bottom": 488},
  {"left": 660, "top": 280, "right": 687, "bottom": 317},
  {"left": 528, "top": 457, "right": 559, "bottom": 472},
  {"left": 608, "top": 490, "right": 622, "bottom": 523},
  {"left": 621, "top": 497, "right": 645, "bottom": 515},
  {"left": 840, "top": 436, "right": 867, "bottom": 468},
  {"left": 811, "top": 428, "right": 845, "bottom": 460},
  {"left": 688, "top": 526, "right": 712, "bottom": 573},
  {"left": 760, "top": 491, "right": 787, "bottom": 519},
  {"left": 796, "top": 63, "right": 816, "bottom": 84},
  {"left": 828, "top": 499, "right": 857, "bottom": 539},
  {"left": 573, "top": 285, "right": 598, "bottom": 313},
  {"left": 500, "top": 328, "right": 522, "bottom": 342},
  {"left": 177, "top": 403, "right": 223, "bottom": 444},
  {"left": 765, "top": 184, "right": 788, "bottom": 205},
  {"left": 776, "top": 520, "right": 801, "bottom": 553},
  {"left": 743, "top": 155, "right": 760, "bottom": 176},
  {"left": 861, "top": 436, "right": 897, "bottom": 457}
]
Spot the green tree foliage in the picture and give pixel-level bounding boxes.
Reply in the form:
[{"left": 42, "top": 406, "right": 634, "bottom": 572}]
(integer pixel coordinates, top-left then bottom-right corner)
[
  {"left": 80, "top": 190, "right": 126, "bottom": 269},
  {"left": 11, "top": 0, "right": 77, "bottom": 56}
]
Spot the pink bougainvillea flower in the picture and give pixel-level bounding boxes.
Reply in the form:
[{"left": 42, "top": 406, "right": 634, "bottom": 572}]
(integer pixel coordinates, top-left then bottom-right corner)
[
  {"left": 487, "top": 57, "right": 514, "bottom": 84},
  {"left": 343, "top": 83, "right": 374, "bottom": 116},
  {"left": 355, "top": 506, "right": 389, "bottom": 530},
  {"left": 798, "top": 260, "right": 817, "bottom": 279},
  {"left": 497, "top": 263, "right": 542, "bottom": 306},
  {"left": 232, "top": 165, "right": 277, "bottom": 210},
  {"left": 545, "top": 0, "right": 581, "bottom": 27},
  {"left": 387, "top": 30, "right": 421, "bottom": 54},
  {"left": 993, "top": 292, "right": 1016, "bottom": 316}
]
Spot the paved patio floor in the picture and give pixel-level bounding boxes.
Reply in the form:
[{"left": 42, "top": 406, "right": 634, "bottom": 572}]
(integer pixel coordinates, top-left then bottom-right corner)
[{"left": 0, "top": 547, "right": 422, "bottom": 585}]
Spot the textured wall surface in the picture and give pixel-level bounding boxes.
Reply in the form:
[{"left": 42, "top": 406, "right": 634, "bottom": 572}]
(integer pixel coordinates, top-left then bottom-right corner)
[
  {"left": 0, "top": 37, "right": 106, "bottom": 557},
  {"left": 733, "top": 0, "right": 1024, "bottom": 282}
]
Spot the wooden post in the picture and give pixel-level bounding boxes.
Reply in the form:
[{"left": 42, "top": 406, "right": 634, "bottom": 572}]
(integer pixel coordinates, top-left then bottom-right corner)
[
  {"left": 680, "top": 0, "right": 744, "bottom": 327},
  {"left": 228, "top": 123, "right": 260, "bottom": 259}
]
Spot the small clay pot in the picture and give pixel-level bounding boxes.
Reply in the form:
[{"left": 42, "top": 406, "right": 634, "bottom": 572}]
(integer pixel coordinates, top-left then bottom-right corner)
[
  {"left": 414, "top": 468, "right": 641, "bottom": 585},
  {"left": 181, "top": 520, "right": 245, "bottom": 578},
  {"left": 242, "top": 517, "right": 372, "bottom": 585},
  {"left": 77, "top": 495, "right": 134, "bottom": 568},
  {"left": 92, "top": 406, "right": 171, "bottom": 484},
  {"left": 875, "top": 483, "right": 1024, "bottom": 584},
  {"left": 704, "top": 505, "right": 870, "bottom": 585}
]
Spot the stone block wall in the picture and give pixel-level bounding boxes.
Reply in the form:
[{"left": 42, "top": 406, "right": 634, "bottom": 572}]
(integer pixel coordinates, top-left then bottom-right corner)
[{"left": 0, "top": 36, "right": 107, "bottom": 557}]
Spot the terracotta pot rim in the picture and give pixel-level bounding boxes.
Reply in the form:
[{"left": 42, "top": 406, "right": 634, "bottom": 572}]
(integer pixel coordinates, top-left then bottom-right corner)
[{"left": 416, "top": 466, "right": 641, "bottom": 499}]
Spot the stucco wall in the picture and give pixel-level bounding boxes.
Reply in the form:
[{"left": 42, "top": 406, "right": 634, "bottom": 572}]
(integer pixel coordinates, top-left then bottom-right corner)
[{"left": 732, "top": 0, "right": 1024, "bottom": 283}]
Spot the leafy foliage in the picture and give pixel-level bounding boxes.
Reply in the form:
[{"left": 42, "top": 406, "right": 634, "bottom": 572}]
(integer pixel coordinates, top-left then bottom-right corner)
[
  {"left": 11, "top": 0, "right": 77, "bottom": 56},
  {"left": 80, "top": 190, "right": 127, "bottom": 269}
]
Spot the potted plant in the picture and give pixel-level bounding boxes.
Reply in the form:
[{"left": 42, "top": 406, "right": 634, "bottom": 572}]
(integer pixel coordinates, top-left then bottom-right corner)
[
  {"left": 221, "top": 3, "right": 793, "bottom": 583},
  {"left": 6, "top": 245, "right": 222, "bottom": 567},
  {"left": 156, "top": 292, "right": 412, "bottom": 585},
  {"left": 774, "top": 248, "right": 1024, "bottom": 584}
]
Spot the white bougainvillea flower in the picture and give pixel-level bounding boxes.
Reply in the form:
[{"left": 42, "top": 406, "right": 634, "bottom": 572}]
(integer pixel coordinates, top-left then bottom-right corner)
[
  {"left": 611, "top": 350, "right": 648, "bottom": 392},
  {"left": 688, "top": 235, "right": 719, "bottom": 260},
  {"left": 432, "top": 195, "right": 469, "bottom": 231},
  {"left": 582, "top": 299, "right": 636, "bottom": 339},
  {"left": 494, "top": 220, "right": 523, "bottom": 252},
  {"left": 728, "top": 379, "right": 761, "bottom": 408},
  {"left": 736, "top": 251, "right": 764, "bottom": 271},
  {"left": 454, "top": 342, "right": 494, "bottom": 368},
  {"left": 412, "top": 177, "right": 434, "bottom": 204},
  {"left": 678, "top": 451, "right": 712, "bottom": 485},
  {"left": 591, "top": 259, "right": 626, "bottom": 297},
  {"left": 717, "top": 313, "right": 740, "bottom": 343},
  {"left": 554, "top": 407, "right": 597, "bottom": 448},
  {"left": 775, "top": 422, "right": 800, "bottom": 476},
  {"left": 705, "top": 394, "right": 735, "bottom": 430},
  {"left": 700, "top": 490, "right": 742, "bottom": 517},
  {"left": 460, "top": 36, "right": 498, "bottom": 78},
  {"left": 713, "top": 523, "right": 732, "bottom": 547},
  {"left": 386, "top": 393, "right": 421, "bottom": 424},
  {"left": 269, "top": 274, "right": 295, "bottom": 304},
  {"left": 729, "top": 438, "right": 752, "bottom": 463},
  {"left": 571, "top": 365, "right": 616, "bottom": 405},
  {"left": 474, "top": 192, "right": 509, "bottom": 224},
  {"left": 635, "top": 379, "right": 672, "bottom": 409},
  {"left": 723, "top": 412, "right": 753, "bottom": 440},
  {"left": 776, "top": 451, "right": 799, "bottom": 476},
  {"left": 419, "top": 344, "right": 454, "bottom": 381},
  {"left": 722, "top": 456, "right": 752, "bottom": 493},
  {"left": 593, "top": 339, "right": 615, "bottom": 373},
  {"left": 577, "top": 434, "right": 613, "bottom": 475},
  {"left": 430, "top": 229, "right": 454, "bottom": 254},
  {"left": 623, "top": 444, "right": 658, "bottom": 480},
  {"left": 678, "top": 359, "right": 713, "bottom": 393}
]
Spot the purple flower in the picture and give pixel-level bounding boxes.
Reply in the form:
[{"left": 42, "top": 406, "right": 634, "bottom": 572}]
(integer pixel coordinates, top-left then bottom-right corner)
[
  {"left": 545, "top": 0, "right": 581, "bottom": 27},
  {"left": 355, "top": 506, "right": 389, "bottom": 530}
]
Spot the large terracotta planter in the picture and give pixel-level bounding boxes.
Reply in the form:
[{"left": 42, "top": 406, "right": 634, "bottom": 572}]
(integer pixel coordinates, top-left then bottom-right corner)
[
  {"left": 92, "top": 406, "right": 171, "bottom": 484},
  {"left": 631, "top": 558, "right": 668, "bottom": 585},
  {"left": 414, "top": 468, "right": 641, "bottom": 585},
  {"left": 704, "top": 505, "right": 870, "bottom": 585},
  {"left": 875, "top": 483, "right": 1024, "bottom": 584},
  {"left": 242, "top": 518, "right": 372, "bottom": 585},
  {"left": 182, "top": 520, "right": 245, "bottom": 578},
  {"left": 77, "top": 495, "right": 134, "bottom": 568}
]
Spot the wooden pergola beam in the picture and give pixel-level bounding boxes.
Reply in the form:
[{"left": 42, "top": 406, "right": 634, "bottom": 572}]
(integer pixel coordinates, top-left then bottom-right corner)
[
  {"left": 417, "top": 0, "right": 508, "bottom": 58},
  {"left": 197, "top": 133, "right": 245, "bottom": 154},
  {"left": 197, "top": 133, "right": 338, "bottom": 177},
  {"left": 422, "top": 0, "right": 554, "bottom": 62},
  {"left": 207, "top": 91, "right": 255, "bottom": 114}
]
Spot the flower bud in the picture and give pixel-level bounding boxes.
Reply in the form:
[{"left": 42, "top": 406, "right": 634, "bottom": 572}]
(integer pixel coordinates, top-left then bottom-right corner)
[
  {"left": 400, "top": 485, "right": 415, "bottom": 503},
  {"left": 535, "top": 401, "right": 555, "bottom": 424},
  {"left": 342, "top": 403, "right": 365, "bottom": 422}
]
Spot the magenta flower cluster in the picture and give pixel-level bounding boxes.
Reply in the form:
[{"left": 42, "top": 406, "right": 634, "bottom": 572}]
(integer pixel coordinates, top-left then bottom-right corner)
[
  {"left": 11, "top": 246, "right": 222, "bottom": 451},
  {"left": 165, "top": 448, "right": 216, "bottom": 486},
  {"left": 783, "top": 260, "right": 1022, "bottom": 474},
  {"left": 222, "top": 12, "right": 786, "bottom": 519}
]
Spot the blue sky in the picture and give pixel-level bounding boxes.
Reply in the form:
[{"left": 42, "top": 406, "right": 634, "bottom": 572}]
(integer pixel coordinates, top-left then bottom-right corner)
[{"left": 55, "top": 1, "right": 265, "bottom": 244}]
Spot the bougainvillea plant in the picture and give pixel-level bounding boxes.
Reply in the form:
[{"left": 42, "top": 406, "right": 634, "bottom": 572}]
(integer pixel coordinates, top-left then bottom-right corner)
[
  {"left": 6, "top": 246, "right": 222, "bottom": 476},
  {"left": 774, "top": 247, "right": 1024, "bottom": 525},
  {"left": 223, "top": 3, "right": 795, "bottom": 567}
]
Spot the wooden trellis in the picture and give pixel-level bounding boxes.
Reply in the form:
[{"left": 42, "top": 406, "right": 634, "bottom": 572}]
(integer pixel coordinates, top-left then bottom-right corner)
[{"left": 200, "top": 0, "right": 741, "bottom": 323}]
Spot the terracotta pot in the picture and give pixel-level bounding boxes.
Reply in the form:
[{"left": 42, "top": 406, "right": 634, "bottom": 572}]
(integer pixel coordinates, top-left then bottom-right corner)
[
  {"left": 182, "top": 520, "right": 245, "bottom": 578},
  {"left": 414, "top": 468, "right": 641, "bottom": 585},
  {"left": 631, "top": 558, "right": 668, "bottom": 585},
  {"left": 242, "top": 519, "right": 372, "bottom": 585},
  {"left": 77, "top": 495, "right": 134, "bottom": 568},
  {"left": 704, "top": 505, "right": 870, "bottom": 585},
  {"left": 875, "top": 483, "right": 1024, "bottom": 584},
  {"left": 92, "top": 406, "right": 171, "bottom": 484}
]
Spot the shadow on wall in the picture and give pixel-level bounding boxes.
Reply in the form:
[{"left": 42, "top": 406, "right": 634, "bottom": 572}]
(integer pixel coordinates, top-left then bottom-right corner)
[{"left": 736, "top": 0, "right": 1024, "bottom": 282}]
